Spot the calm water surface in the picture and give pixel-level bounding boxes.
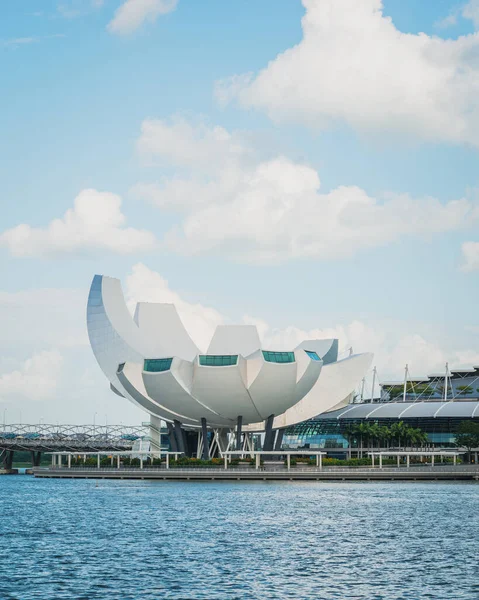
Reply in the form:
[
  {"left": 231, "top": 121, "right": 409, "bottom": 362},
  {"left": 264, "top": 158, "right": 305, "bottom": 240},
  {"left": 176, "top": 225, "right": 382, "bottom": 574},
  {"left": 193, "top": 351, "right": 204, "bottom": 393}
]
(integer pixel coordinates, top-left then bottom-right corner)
[{"left": 1, "top": 477, "right": 478, "bottom": 599}]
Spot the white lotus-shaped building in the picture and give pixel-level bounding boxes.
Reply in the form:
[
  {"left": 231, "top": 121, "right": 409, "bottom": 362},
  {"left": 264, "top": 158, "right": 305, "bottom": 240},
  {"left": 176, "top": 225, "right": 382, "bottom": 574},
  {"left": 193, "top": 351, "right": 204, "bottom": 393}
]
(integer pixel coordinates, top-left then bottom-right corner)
[{"left": 87, "top": 275, "right": 372, "bottom": 452}]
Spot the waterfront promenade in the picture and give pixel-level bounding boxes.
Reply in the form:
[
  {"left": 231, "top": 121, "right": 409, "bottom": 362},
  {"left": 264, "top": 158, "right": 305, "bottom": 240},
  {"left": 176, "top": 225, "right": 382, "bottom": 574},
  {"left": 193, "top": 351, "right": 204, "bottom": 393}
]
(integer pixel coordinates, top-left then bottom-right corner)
[{"left": 33, "top": 464, "right": 479, "bottom": 481}]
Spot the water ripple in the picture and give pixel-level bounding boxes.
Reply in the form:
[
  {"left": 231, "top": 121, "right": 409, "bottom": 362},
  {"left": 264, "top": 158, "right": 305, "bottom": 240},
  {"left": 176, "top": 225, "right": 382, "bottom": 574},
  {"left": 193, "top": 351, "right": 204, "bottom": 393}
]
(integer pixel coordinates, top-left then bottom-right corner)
[{"left": 0, "top": 478, "right": 478, "bottom": 599}]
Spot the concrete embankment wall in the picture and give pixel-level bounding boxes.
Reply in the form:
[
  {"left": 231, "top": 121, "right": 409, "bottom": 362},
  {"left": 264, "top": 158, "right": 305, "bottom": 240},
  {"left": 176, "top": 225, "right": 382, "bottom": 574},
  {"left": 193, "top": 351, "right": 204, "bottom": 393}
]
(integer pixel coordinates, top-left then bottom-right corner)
[{"left": 33, "top": 467, "right": 479, "bottom": 482}]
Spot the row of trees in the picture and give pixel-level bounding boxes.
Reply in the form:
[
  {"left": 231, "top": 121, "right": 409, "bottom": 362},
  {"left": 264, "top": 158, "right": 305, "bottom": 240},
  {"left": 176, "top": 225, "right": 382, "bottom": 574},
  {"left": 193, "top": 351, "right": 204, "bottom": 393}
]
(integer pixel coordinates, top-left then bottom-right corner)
[
  {"left": 342, "top": 421, "right": 429, "bottom": 457},
  {"left": 388, "top": 383, "right": 479, "bottom": 400}
]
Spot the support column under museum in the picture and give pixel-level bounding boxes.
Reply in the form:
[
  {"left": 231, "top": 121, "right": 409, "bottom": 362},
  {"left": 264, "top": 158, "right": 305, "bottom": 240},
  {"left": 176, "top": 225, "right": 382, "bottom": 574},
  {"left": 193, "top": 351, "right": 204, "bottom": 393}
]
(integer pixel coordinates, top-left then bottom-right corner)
[
  {"left": 174, "top": 420, "right": 186, "bottom": 454},
  {"left": 236, "top": 416, "right": 243, "bottom": 451},
  {"left": 201, "top": 418, "right": 209, "bottom": 460},
  {"left": 167, "top": 422, "right": 178, "bottom": 452},
  {"left": 263, "top": 414, "right": 275, "bottom": 452}
]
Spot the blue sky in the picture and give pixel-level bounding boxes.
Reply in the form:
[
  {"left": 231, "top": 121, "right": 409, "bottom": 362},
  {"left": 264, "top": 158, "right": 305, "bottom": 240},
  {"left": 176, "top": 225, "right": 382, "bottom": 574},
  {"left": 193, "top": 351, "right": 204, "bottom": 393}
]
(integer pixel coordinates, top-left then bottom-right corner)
[{"left": 0, "top": 0, "right": 478, "bottom": 424}]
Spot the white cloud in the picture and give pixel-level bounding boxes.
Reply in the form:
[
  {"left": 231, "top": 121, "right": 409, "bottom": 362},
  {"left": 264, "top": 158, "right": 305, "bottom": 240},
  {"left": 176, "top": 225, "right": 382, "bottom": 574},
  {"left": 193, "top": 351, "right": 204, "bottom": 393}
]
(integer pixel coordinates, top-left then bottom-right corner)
[
  {"left": 57, "top": 0, "right": 103, "bottom": 19},
  {"left": 136, "top": 117, "right": 251, "bottom": 173},
  {"left": 0, "top": 288, "right": 87, "bottom": 351},
  {"left": 461, "top": 241, "right": 479, "bottom": 270},
  {"left": 216, "top": 0, "right": 479, "bottom": 147},
  {"left": 108, "top": 0, "right": 178, "bottom": 35},
  {"left": 435, "top": 12, "right": 458, "bottom": 30},
  {"left": 0, "top": 351, "right": 63, "bottom": 401},
  {"left": 0, "top": 188, "right": 157, "bottom": 258},
  {"left": 463, "top": 0, "right": 479, "bottom": 28},
  {"left": 2, "top": 35, "right": 65, "bottom": 48},
  {"left": 133, "top": 117, "right": 479, "bottom": 263}
]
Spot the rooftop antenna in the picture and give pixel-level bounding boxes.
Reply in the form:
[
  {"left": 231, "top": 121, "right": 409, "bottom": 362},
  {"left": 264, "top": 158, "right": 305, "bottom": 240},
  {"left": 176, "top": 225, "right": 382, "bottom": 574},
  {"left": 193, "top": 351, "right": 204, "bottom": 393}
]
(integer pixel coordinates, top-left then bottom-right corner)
[
  {"left": 444, "top": 362, "right": 450, "bottom": 402},
  {"left": 402, "top": 364, "right": 409, "bottom": 403}
]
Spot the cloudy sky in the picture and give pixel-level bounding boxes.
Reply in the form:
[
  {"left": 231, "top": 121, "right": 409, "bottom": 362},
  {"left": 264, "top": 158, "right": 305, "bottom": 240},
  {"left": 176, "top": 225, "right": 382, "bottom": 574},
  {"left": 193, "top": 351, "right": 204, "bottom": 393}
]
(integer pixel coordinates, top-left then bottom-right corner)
[{"left": 1, "top": 0, "right": 478, "bottom": 425}]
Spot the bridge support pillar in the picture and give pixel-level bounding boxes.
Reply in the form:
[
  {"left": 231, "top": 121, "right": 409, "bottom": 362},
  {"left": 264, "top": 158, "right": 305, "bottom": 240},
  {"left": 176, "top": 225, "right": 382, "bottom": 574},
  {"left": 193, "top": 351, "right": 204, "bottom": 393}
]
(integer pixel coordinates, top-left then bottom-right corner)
[
  {"left": 68, "top": 455, "right": 71, "bottom": 468},
  {"left": 2, "top": 450, "right": 14, "bottom": 471},
  {"left": 31, "top": 451, "right": 42, "bottom": 467}
]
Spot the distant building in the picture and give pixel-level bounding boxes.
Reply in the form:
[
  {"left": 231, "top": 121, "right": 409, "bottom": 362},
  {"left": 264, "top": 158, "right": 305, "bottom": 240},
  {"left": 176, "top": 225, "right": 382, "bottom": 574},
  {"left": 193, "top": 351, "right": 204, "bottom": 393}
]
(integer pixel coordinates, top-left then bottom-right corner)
[{"left": 284, "top": 367, "right": 479, "bottom": 451}]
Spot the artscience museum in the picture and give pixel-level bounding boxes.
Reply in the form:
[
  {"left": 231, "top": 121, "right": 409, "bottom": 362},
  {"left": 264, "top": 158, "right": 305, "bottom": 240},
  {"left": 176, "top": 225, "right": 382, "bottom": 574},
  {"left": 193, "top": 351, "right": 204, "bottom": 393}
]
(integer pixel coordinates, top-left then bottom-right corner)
[{"left": 87, "top": 274, "right": 373, "bottom": 457}]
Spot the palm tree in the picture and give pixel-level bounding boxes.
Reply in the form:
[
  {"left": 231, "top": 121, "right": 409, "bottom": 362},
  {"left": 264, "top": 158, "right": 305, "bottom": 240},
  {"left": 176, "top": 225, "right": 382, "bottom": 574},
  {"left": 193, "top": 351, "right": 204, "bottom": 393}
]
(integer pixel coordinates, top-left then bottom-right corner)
[
  {"left": 378, "top": 426, "right": 391, "bottom": 449},
  {"left": 354, "top": 423, "right": 372, "bottom": 458},
  {"left": 342, "top": 424, "right": 357, "bottom": 459},
  {"left": 390, "top": 421, "right": 408, "bottom": 448},
  {"left": 369, "top": 423, "right": 381, "bottom": 450}
]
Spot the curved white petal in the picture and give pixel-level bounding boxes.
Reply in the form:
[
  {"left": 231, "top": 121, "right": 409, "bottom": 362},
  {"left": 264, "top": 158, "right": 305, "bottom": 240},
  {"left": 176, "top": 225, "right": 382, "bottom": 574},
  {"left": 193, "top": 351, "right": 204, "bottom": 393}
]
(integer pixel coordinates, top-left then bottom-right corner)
[
  {"left": 273, "top": 352, "right": 373, "bottom": 428},
  {"left": 244, "top": 352, "right": 373, "bottom": 431},
  {"left": 192, "top": 356, "right": 263, "bottom": 423},
  {"left": 87, "top": 275, "right": 151, "bottom": 412},
  {"left": 142, "top": 358, "right": 234, "bottom": 427},
  {"left": 292, "top": 350, "right": 323, "bottom": 404},
  {"left": 207, "top": 325, "right": 261, "bottom": 357},
  {"left": 118, "top": 362, "right": 198, "bottom": 425},
  {"left": 294, "top": 339, "right": 338, "bottom": 364},
  {"left": 134, "top": 302, "right": 199, "bottom": 361}
]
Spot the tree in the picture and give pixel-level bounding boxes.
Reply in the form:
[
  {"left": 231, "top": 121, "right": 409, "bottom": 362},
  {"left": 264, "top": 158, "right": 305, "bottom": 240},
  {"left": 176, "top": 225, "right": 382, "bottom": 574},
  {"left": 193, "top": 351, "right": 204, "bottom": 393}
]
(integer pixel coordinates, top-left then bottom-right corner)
[
  {"left": 456, "top": 385, "right": 473, "bottom": 396},
  {"left": 455, "top": 421, "right": 479, "bottom": 463},
  {"left": 378, "top": 426, "right": 391, "bottom": 449},
  {"left": 407, "top": 427, "right": 428, "bottom": 449},
  {"left": 354, "top": 423, "right": 372, "bottom": 458},
  {"left": 342, "top": 424, "right": 357, "bottom": 459},
  {"left": 369, "top": 423, "right": 381, "bottom": 449},
  {"left": 390, "top": 421, "right": 408, "bottom": 448}
]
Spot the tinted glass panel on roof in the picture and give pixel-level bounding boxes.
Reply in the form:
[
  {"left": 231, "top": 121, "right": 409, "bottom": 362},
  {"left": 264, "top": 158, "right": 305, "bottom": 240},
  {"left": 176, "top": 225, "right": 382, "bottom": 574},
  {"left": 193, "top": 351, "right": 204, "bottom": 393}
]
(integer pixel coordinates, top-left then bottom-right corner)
[
  {"left": 199, "top": 355, "right": 238, "bottom": 366},
  {"left": 305, "top": 350, "right": 320, "bottom": 361},
  {"left": 262, "top": 351, "right": 295, "bottom": 363},
  {"left": 144, "top": 358, "right": 173, "bottom": 372}
]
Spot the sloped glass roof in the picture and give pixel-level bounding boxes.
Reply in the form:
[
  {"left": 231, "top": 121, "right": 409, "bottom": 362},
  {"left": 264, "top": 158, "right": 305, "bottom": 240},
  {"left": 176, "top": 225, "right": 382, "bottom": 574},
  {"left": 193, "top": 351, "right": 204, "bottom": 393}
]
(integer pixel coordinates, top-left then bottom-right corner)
[{"left": 319, "top": 401, "right": 479, "bottom": 420}]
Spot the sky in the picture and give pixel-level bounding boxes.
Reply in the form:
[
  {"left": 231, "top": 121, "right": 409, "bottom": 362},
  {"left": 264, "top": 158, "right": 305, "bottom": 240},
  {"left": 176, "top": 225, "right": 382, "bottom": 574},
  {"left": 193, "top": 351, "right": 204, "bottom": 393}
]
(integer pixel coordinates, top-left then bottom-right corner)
[{"left": 0, "top": 0, "right": 478, "bottom": 425}]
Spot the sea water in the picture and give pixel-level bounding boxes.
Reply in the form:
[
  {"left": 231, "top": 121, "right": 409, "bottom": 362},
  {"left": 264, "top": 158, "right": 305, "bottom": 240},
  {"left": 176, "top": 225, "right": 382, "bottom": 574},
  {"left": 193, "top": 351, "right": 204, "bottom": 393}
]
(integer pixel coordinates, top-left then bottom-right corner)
[{"left": 1, "top": 476, "right": 478, "bottom": 599}]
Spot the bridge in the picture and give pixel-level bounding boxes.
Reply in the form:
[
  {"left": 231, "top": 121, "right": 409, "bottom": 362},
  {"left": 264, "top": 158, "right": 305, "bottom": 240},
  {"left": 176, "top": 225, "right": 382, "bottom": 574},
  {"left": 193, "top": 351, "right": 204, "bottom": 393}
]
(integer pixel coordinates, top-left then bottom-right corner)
[{"left": 0, "top": 424, "right": 149, "bottom": 470}]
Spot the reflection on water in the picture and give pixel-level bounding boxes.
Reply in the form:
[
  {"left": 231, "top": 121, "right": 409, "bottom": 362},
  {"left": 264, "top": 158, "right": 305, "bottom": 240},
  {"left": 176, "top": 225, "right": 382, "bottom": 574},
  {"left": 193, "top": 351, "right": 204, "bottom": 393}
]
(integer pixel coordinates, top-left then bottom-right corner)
[{"left": 1, "top": 477, "right": 478, "bottom": 599}]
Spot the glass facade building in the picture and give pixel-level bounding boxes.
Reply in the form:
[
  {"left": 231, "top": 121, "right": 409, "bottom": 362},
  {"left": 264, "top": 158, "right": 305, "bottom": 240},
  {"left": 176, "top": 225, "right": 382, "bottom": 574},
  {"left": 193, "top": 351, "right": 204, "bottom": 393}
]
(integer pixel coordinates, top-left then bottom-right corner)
[{"left": 283, "top": 401, "right": 479, "bottom": 449}]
